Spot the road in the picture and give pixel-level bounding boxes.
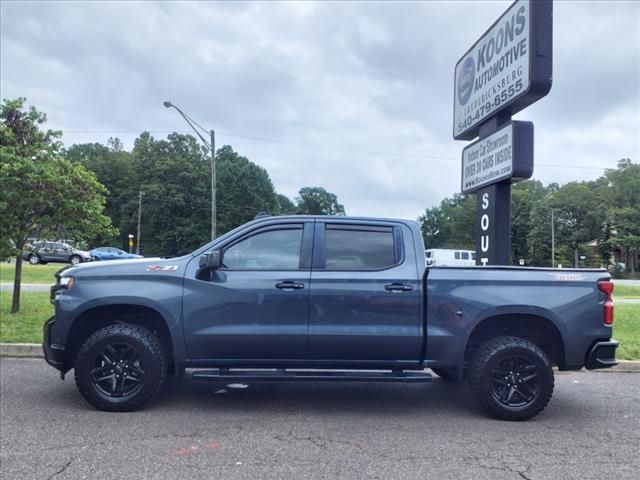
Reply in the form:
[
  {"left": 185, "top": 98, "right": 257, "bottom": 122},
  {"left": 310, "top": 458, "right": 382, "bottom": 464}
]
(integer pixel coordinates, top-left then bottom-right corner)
[{"left": 1, "top": 359, "right": 638, "bottom": 480}]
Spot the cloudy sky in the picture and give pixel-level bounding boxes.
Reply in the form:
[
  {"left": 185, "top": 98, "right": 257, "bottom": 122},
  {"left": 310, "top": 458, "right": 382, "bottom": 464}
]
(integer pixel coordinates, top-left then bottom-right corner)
[{"left": 2, "top": 0, "right": 638, "bottom": 219}]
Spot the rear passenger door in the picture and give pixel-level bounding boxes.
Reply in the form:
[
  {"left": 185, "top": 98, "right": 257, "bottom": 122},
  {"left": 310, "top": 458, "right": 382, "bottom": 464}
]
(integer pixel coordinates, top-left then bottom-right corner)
[{"left": 308, "top": 221, "right": 423, "bottom": 363}]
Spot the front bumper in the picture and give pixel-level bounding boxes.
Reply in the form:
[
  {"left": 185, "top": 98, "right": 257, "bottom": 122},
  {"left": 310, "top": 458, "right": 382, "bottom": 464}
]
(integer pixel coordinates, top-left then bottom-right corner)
[
  {"left": 585, "top": 340, "right": 619, "bottom": 370},
  {"left": 43, "top": 316, "right": 66, "bottom": 372}
]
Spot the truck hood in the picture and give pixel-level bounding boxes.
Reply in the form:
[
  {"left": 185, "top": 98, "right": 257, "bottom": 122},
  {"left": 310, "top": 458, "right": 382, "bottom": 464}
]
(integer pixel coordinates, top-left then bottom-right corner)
[{"left": 58, "top": 256, "right": 189, "bottom": 277}]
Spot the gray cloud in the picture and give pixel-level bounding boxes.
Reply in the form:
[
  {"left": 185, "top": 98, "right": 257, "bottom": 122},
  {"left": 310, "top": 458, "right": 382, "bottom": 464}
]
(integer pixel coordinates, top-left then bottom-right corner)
[{"left": 2, "top": 0, "right": 638, "bottom": 220}]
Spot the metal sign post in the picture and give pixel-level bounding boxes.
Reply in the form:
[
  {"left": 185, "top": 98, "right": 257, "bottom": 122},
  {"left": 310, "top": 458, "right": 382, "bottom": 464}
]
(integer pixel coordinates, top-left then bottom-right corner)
[{"left": 453, "top": 0, "right": 552, "bottom": 266}]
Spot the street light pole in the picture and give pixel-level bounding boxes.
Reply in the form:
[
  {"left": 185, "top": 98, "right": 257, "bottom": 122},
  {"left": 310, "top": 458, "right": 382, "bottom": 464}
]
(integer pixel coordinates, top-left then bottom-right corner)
[
  {"left": 163, "top": 101, "right": 216, "bottom": 240},
  {"left": 210, "top": 129, "right": 216, "bottom": 240},
  {"left": 136, "top": 190, "right": 144, "bottom": 255},
  {"left": 551, "top": 208, "right": 555, "bottom": 268}
]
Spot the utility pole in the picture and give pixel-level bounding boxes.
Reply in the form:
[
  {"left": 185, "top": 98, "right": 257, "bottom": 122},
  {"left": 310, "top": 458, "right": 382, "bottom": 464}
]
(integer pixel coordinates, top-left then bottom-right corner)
[
  {"left": 551, "top": 208, "right": 555, "bottom": 268},
  {"left": 136, "top": 190, "right": 143, "bottom": 255},
  {"left": 210, "top": 130, "right": 216, "bottom": 240}
]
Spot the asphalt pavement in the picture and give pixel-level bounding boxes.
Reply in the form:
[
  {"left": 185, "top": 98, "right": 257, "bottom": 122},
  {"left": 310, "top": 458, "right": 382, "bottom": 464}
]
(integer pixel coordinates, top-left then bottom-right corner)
[{"left": 1, "top": 358, "right": 638, "bottom": 480}]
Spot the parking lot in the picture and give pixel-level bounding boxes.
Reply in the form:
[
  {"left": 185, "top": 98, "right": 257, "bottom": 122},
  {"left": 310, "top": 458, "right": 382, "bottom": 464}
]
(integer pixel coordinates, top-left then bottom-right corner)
[{"left": 1, "top": 358, "right": 639, "bottom": 480}]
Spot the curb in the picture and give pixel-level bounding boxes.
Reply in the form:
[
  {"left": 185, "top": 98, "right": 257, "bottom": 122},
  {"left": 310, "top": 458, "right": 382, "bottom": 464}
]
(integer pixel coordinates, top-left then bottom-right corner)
[
  {"left": 1, "top": 343, "right": 639, "bottom": 372},
  {"left": 1, "top": 343, "right": 43, "bottom": 358}
]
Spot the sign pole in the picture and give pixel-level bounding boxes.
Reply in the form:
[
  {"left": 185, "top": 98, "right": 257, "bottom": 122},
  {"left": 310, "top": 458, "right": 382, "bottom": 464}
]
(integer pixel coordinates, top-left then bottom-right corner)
[{"left": 453, "top": 0, "right": 551, "bottom": 266}]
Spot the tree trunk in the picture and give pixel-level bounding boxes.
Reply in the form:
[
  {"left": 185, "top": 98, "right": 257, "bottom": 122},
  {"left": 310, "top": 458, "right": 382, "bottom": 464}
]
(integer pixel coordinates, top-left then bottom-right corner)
[
  {"left": 11, "top": 253, "right": 23, "bottom": 313},
  {"left": 574, "top": 247, "right": 580, "bottom": 268}
]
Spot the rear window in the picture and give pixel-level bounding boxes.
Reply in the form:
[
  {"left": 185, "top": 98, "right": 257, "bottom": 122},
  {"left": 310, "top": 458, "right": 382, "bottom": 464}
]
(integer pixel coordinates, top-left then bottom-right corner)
[
  {"left": 461, "top": 252, "right": 469, "bottom": 260},
  {"left": 324, "top": 225, "right": 397, "bottom": 270}
]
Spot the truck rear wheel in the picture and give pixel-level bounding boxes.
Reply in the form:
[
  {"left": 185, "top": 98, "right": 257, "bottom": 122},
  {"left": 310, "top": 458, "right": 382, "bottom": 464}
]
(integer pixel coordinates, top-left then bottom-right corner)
[
  {"left": 468, "top": 336, "right": 554, "bottom": 421},
  {"left": 74, "top": 324, "right": 167, "bottom": 412}
]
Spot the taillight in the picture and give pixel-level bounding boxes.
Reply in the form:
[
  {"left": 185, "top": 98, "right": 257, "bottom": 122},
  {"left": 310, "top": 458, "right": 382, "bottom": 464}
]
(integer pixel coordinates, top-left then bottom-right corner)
[{"left": 598, "top": 280, "right": 614, "bottom": 325}]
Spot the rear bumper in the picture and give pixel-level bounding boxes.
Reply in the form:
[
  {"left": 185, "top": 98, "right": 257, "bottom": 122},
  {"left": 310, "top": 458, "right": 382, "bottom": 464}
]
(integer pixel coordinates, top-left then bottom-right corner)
[
  {"left": 585, "top": 340, "right": 618, "bottom": 370},
  {"left": 43, "top": 316, "right": 66, "bottom": 372}
]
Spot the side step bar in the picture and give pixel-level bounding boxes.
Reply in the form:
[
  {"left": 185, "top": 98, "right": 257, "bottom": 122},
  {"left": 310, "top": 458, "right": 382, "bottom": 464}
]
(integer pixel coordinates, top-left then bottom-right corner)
[{"left": 191, "top": 369, "right": 432, "bottom": 383}]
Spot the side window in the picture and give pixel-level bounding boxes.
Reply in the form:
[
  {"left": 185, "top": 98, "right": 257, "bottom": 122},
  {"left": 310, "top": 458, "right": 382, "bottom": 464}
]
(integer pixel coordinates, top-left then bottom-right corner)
[
  {"left": 455, "top": 251, "right": 461, "bottom": 260},
  {"left": 461, "top": 252, "right": 469, "bottom": 260},
  {"left": 471, "top": 252, "right": 476, "bottom": 260},
  {"left": 223, "top": 228, "right": 303, "bottom": 270},
  {"left": 324, "top": 225, "right": 398, "bottom": 270}
]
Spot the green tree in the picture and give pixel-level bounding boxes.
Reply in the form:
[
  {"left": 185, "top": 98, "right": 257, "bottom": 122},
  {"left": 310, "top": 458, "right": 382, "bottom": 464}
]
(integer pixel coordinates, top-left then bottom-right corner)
[
  {"left": 64, "top": 139, "right": 135, "bottom": 248},
  {"left": 275, "top": 193, "right": 297, "bottom": 215},
  {"left": 602, "top": 159, "right": 640, "bottom": 272},
  {"left": 547, "top": 182, "right": 604, "bottom": 267},
  {"left": 130, "top": 132, "right": 211, "bottom": 256},
  {"left": 419, "top": 193, "right": 475, "bottom": 249},
  {"left": 0, "top": 98, "right": 115, "bottom": 312},
  {"left": 216, "top": 145, "right": 279, "bottom": 234},
  {"left": 511, "top": 180, "right": 549, "bottom": 264},
  {"left": 295, "top": 186, "right": 346, "bottom": 215}
]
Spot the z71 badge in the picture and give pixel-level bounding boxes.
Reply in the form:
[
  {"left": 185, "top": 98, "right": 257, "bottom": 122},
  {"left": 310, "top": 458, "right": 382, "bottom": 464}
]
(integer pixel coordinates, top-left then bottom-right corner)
[{"left": 146, "top": 265, "right": 179, "bottom": 272}]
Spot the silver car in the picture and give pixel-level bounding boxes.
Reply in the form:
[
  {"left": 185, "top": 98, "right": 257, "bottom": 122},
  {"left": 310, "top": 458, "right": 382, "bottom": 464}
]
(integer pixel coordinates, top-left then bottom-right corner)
[{"left": 22, "top": 241, "right": 92, "bottom": 265}]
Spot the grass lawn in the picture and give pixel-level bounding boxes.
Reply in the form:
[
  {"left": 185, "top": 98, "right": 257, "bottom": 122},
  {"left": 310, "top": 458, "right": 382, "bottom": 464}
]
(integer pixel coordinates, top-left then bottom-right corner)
[
  {"left": 615, "top": 304, "right": 640, "bottom": 361},
  {"left": 0, "top": 263, "right": 63, "bottom": 285},
  {"left": 1, "top": 291, "right": 638, "bottom": 360},
  {"left": 0, "top": 291, "right": 52, "bottom": 343},
  {"left": 614, "top": 284, "right": 640, "bottom": 299}
]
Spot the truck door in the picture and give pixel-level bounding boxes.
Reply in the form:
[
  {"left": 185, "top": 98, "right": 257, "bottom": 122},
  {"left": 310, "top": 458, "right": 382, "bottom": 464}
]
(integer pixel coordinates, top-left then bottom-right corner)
[
  {"left": 308, "top": 221, "right": 422, "bottom": 363},
  {"left": 182, "top": 222, "right": 312, "bottom": 360}
]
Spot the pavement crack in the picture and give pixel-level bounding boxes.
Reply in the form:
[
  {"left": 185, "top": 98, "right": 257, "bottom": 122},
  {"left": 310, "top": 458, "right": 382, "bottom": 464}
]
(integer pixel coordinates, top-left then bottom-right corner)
[{"left": 45, "top": 446, "right": 86, "bottom": 480}]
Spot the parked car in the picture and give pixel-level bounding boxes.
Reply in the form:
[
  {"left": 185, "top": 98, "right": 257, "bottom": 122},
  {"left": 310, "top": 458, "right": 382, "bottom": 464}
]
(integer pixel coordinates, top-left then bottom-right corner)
[
  {"left": 44, "top": 215, "right": 617, "bottom": 420},
  {"left": 90, "top": 247, "right": 142, "bottom": 261},
  {"left": 22, "top": 241, "right": 92, "bottom": 265},
  {"left": 425, "top": 248, "right": 476, "bottom": 266}
]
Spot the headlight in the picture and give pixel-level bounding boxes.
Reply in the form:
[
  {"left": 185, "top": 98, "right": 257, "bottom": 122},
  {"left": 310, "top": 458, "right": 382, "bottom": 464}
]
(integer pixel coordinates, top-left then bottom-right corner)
[{"left": 59, "top": 277, "right": 75, "bottom": 290}]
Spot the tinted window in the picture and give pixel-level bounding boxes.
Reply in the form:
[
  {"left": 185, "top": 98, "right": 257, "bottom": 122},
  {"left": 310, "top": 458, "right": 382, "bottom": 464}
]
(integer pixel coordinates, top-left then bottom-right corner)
[
  {"left": 224, "top": 228, "right": 303, "bottom": 270},
  {"left": 461, "top": 252, "right": 469, "bottom": 260},
  {"left": 455, "top": 251, "right": 461, "bottom": 259},
  {"left": 471, "top": 252, "right": 476, "bottom": 260},
  {"left": 325, "top": 226, "right": 396, "bottom": 270}
]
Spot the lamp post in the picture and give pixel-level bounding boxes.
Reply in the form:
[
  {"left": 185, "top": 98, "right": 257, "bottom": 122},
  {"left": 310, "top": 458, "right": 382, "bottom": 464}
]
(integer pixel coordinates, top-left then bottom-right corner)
[{"left": 163, "top": 101, "right": 216, "bottom": 240}]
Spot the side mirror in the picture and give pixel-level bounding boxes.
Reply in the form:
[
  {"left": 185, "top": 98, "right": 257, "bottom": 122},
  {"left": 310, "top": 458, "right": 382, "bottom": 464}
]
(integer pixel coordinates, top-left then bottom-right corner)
[{"left": 199, "top": 251, "right": 222, "bottom": 270}]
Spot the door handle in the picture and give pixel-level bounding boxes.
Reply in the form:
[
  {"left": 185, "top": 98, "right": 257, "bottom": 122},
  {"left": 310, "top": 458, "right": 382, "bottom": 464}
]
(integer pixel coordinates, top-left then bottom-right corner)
[
  {"left": 275, "top": 281, "right": 305, "bottom": 290},
  {"left": 385, "top": 283, "right": 413, "bottom": 292}
]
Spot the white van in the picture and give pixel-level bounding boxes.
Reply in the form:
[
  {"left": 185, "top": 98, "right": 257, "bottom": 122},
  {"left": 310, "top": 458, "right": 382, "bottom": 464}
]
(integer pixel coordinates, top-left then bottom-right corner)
[{"left": 425, "top": 249, "right": 476, "bottom": 267}]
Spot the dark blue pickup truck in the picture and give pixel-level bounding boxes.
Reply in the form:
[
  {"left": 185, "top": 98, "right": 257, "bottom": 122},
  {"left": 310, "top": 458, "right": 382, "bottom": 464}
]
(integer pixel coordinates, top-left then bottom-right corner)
[{"left": 44, "top": 215, "right": 618, "bottom": 420}]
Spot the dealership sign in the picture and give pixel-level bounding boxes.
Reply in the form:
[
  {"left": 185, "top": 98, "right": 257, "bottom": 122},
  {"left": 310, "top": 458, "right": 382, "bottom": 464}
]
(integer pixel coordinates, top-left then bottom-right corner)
[
  {"left": 453, "top": 0, "right": 552, "bottom": 140},
  {"left": 461, "top": 121, "right": 533, "bottom": 193}
]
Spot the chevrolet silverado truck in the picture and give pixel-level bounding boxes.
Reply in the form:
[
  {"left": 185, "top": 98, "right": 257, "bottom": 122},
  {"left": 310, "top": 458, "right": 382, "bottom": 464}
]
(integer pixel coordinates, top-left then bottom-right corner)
[{"left": 44, "top": 215, "right": 618, "bottom": 420}]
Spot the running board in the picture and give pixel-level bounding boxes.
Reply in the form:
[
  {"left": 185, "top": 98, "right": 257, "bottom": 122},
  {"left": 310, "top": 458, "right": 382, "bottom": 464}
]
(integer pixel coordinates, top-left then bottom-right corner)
[{"left": 191, "top": 369, "right": 432, "bottom": 383}]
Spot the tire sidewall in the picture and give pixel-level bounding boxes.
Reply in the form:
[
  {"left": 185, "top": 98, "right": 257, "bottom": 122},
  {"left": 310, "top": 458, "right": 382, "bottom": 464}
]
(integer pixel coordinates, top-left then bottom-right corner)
[{"left": 28, "top": 254, "right": 40, "bottom": 265}]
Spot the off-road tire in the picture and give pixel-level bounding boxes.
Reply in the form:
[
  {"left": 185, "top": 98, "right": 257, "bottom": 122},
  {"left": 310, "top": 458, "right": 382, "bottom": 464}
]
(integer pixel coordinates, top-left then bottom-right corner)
[
  {"left": 432, "top": 367, "right": 462, "bottom": 382},
  {"left": 468, "top": 336, "right": 554, "bottom": 421},
  {"left": 74, "top": 324, "right": 167, "bottom": 412}
]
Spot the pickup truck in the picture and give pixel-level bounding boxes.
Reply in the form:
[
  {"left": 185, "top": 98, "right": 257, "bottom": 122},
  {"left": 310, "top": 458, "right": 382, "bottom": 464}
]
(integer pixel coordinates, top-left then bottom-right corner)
[{"left": 44, "top": 215, "right": 618, "bottom": 420}]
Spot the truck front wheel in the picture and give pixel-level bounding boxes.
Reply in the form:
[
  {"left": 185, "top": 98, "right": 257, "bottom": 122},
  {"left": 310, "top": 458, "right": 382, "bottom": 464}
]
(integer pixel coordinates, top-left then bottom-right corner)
[
  {"left": 74, "top": 324, "right": 167, "bottom": 412},
  {"left": 468, "top": 336, "right": 554, "bottom": 421}
]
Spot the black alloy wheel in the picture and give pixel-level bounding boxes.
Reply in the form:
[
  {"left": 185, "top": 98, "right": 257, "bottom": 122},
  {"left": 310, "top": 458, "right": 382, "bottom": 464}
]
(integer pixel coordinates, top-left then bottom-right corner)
[
  {"left": 91, "top": 343, "right": 146, "bottom": 399},
  {"left": 490, "top": 355, "right": 540, "bottom": 407}
]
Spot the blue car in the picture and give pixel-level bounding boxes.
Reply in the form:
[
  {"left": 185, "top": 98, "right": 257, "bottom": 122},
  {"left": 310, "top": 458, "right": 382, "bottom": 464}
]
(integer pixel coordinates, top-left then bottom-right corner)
[{"left": 90, "top": 247, "right": 142, "bottom": 261}]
